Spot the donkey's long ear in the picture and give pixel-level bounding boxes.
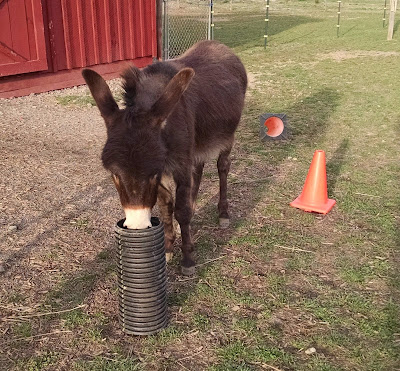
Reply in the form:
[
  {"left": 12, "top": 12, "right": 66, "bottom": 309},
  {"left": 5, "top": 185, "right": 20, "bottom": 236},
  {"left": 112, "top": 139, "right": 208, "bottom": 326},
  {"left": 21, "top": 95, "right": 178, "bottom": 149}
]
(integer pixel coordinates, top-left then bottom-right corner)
[
  {"left": 82, "top": 69, "right": 119, "bottom": 120},
  {"left": 151, "top": 68, "right": 195, "bottom": 123}
]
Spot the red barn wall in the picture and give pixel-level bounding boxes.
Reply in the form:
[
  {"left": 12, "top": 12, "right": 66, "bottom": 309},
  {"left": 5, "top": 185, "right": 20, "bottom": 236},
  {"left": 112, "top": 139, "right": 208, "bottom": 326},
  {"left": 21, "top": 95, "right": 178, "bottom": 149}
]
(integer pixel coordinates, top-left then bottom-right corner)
[{"left": 0, "top": 0, "right": 159, "bottom": 98}]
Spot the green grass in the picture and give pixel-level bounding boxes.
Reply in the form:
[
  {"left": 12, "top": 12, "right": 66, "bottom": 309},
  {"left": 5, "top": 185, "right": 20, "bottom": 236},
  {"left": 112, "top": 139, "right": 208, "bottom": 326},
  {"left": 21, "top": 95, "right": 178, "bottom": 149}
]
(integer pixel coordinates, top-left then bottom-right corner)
[
  {"left": 46, "top": 272, "right": 99, "bottom": 309},
  {"left": 3, "top": 0, "right": 400, "bottom": 370},
  {"left": 62, "top": 309, "right": 91, "bottom": 329},
  {"left": 56, "top": 93, "right": 123, "bottom": 107},
  {"left": 73, "top": 357, "right": 141, "bottom": 371},
  {"left": 13, "top": 322, "right": 33, "bottom": 338},
  {"left": 17, "top": 352, "right": 59, "bottom": 371},
  {"left": 178, "top": 1, "right": 399, "bottom": 369},
  {"left": 7, "top": 291, "right": 26, "bottom": 304},
  {"left": 70, "top": 218, "right": 90, "bottom": 230},
  {"left": 56, "top": 95, "right": 96, "bottom": 107},
  {"left": 212, "top": 341, "right": 295, "bottom": 370}
]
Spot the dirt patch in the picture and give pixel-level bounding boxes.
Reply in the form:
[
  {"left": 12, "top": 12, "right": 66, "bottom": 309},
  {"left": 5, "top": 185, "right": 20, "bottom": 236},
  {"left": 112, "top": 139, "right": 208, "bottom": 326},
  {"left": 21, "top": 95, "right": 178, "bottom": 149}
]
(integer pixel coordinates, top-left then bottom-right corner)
[
  {"left": 247, "top": 72, "right": 260, "bottom": 89},
  {"left": 0, "top": 81, "right": 124, "bottom": 367},
  {"left": 318, "top": 50, "right": 400, "bottom": 62}
]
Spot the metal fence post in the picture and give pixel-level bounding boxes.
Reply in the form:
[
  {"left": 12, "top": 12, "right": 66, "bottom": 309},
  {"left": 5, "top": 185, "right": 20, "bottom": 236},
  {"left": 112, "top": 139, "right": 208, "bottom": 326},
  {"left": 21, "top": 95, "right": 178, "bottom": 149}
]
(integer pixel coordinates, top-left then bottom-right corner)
[
  {"left": 383, "top": 0, "right": 387, "bottom": 27},
  {"left": 163, "top": 0, "right": 169, "bottom": 60},
  {"left": 210, "top": 1, "right": 214, "bottom": 40},
  {"left": 264, "top": 0, "right": 270, "bottom": 48}
]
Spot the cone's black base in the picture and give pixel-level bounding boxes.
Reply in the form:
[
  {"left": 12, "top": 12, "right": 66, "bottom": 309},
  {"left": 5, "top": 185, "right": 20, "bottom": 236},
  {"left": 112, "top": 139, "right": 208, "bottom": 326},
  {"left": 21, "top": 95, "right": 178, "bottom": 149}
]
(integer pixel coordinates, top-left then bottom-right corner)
[{"left": 115, "top": 217, "right": 167, "bottom": 336}]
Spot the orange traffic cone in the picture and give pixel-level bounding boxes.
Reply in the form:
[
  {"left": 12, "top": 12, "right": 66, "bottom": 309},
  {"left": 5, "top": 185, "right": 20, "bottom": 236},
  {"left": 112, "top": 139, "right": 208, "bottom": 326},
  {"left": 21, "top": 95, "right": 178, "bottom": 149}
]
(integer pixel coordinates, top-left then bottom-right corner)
[{"left": 290, "top": 150, "right": 336, "bottom": 214}]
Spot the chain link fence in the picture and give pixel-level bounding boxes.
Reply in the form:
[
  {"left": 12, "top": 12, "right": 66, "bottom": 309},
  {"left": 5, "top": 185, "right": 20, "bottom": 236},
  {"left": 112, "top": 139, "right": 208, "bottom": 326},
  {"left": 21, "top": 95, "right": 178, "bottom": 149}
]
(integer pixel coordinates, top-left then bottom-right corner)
[{"left": 163, "top": 0, "right": 212, "bottom": 60}]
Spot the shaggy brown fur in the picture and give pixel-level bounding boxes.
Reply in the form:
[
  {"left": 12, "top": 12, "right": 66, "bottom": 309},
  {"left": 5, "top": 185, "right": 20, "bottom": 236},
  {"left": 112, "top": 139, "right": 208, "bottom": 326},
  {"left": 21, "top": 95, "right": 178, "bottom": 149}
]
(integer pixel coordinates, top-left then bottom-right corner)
[{"left": 82, "top": 40, "right": 247, "bottom": 275}]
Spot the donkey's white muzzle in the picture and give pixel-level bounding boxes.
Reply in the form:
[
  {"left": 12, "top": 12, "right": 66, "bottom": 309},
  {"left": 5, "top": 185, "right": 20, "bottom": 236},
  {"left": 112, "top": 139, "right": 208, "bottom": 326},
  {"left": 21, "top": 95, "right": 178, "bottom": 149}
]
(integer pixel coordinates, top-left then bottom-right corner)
[{"left": 123, "top": 208, "right": 152, "bottom": 229}]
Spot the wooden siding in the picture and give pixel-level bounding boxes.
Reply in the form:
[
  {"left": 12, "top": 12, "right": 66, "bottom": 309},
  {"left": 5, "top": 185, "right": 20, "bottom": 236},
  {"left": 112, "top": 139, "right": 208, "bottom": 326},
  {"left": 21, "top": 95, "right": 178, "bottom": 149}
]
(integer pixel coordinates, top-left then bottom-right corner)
[
  {"left": 0, "top": 0, "right": 48, "bottom": 77},
  {"left": 0, "top": 0, "right": 158, "bottom": 98},
  {"left": 45, "top": 0, "right": 157, "bottom": 72}
]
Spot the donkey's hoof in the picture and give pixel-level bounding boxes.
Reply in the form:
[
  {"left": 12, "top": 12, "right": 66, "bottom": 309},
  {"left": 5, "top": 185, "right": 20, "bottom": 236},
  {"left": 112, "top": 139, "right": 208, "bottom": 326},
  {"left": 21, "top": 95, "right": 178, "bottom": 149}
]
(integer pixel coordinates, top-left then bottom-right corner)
[
  {"left": 181, "top": 265, "right": 196, "bottom": 276},
  {"left": 219, "top": 218, "right": 230, "bottom": 229},
  {"left": 165, "top": 252, "right": 173, "bottom": 263}
]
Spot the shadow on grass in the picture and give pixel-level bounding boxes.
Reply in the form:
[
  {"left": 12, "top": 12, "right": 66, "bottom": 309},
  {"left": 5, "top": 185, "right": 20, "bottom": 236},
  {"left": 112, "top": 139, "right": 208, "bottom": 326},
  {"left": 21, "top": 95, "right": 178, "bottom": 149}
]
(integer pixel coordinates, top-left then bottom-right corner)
[
  {"left": 215, "top": 13, "right": 321, "bottom": 49},
  {"left": 285, "top": 88, "right": 341, "bottom": 143},
  {"left": 280, "top": 30, "right": 317, "bottom": 44},
  {"left": 394, "top": 20, "right": 400, "bottom": 35},
  {"left": 1, "top": 247, "right": 117, "bottom": 370},
  {"left": 326, "top": 138, "right": 350, "bottom": 197},
  {"left": 0, "top": 177, "right": 114, "bottom": 275},
  {"left": 392, "top": 115, "right": 400, "bottom": 331},
  {"left": 167, "top": 87, "right": 341, "bottom": 305},
  {"left": 45, "top": 246, "right": 115, "bottom": 309},
  {"left": 341, "top": 25, "right": 358, "bottom": 37}
]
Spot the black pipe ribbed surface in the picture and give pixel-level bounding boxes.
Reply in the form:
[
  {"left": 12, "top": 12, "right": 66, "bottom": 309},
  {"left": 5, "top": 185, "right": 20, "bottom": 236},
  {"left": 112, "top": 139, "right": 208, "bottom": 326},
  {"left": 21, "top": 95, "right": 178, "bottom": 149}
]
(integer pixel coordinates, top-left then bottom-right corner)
[{"left": 115, "top": 217, "right": 167, "bottom": 335}]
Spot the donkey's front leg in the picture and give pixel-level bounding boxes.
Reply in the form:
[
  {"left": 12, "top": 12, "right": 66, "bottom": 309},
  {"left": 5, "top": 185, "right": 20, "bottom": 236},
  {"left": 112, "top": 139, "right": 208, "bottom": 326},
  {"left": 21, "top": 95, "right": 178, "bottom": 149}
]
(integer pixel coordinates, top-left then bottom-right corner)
[
  {"left": 217, "top": 148, "right": 232, "bottom": 228},
  {"left": 157, "top": 183, "right": 175, "bottom": 263},
  {"left": 191, "top": 162, "right": 204, "bottom": 212},
  {"left": 174, "top": 180, "right": 196, "bottom": 275}
]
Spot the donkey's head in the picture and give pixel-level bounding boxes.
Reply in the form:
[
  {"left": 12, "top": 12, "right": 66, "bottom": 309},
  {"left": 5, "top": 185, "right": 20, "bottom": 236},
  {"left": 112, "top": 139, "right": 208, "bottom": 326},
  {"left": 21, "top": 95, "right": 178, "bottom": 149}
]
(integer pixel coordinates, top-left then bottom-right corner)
[{"left": 82, "top": 65, "right": 194, "bottom": 229}]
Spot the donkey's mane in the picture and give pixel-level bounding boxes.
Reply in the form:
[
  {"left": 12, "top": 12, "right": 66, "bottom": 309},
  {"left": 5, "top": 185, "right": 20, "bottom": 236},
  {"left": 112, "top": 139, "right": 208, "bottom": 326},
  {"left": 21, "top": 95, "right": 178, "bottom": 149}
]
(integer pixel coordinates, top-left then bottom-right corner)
[
  {"left": 144, "top": 62, "right": 178, "bottom": 79},
  {"left": 121, "top": 62, "right": 179, "bottom": 109}
]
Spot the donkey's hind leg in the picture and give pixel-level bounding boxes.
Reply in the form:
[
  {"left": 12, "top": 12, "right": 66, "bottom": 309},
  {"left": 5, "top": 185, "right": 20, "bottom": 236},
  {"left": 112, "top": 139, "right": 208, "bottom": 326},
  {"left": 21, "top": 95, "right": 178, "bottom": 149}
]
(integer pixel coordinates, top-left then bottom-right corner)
[
  {"left": 217, "top": 147, "right": 232, "bottom": 228},
  {"left": 157, "top": 183, "right": 176, "bottom": 262}
]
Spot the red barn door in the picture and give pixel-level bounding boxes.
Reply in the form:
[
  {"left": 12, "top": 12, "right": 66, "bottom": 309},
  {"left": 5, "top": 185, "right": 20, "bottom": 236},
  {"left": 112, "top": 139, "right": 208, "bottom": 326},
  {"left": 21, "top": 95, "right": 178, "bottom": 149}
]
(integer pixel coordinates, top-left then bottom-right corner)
[{"left": 0, "top": 0, "right": 48, "bottom": 77}]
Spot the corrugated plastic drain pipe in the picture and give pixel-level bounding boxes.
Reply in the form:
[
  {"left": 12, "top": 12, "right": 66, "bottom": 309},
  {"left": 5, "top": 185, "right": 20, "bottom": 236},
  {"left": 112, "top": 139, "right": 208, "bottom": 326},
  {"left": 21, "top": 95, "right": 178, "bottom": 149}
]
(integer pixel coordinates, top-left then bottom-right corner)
[{"left": 115, "top": 217, "right": 167, "bottom": 335}]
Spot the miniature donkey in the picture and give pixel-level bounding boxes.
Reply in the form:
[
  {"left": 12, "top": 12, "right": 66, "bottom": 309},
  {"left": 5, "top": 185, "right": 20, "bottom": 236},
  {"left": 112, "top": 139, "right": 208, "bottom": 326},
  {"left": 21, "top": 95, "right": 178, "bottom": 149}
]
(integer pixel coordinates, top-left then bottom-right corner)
[{"left": 82, "top": 40, "right": 247, "bottom": 275}]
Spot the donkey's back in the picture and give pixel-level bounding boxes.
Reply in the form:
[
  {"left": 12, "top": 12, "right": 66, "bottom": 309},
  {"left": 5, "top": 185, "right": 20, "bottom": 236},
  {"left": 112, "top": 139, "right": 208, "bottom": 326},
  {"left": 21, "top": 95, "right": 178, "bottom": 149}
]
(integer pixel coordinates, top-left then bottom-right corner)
[
  {"left": 174, "top": 41, "right": 247, "bottom": 160},
  {"left": 179, "top": 40, "right": 247, "bottom": 95}
]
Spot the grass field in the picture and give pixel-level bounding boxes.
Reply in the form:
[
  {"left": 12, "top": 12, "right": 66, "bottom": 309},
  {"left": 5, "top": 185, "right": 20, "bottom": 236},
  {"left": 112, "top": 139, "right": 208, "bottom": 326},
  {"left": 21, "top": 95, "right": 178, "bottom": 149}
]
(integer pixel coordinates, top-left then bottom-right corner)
[{"left": 1, "top": 0, "right": 399, "bottom": 370}]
